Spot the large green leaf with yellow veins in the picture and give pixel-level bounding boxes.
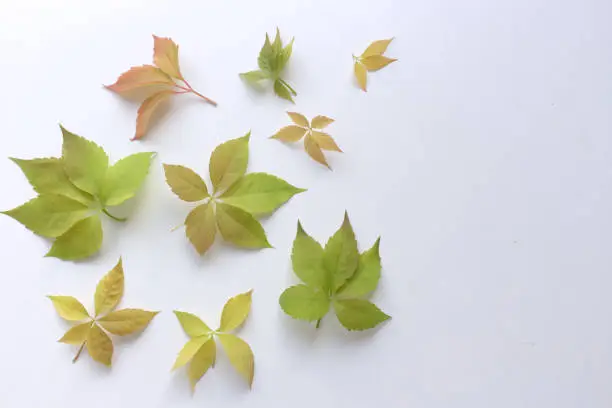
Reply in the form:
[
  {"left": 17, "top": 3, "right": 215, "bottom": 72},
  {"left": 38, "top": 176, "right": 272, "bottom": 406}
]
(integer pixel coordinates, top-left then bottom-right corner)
[
  {"left": 164, "top": 132, "right": 304, "bottom": 256},
  {"left": 2, "top": 125, "right": 154, "bottom": 260},
  {"left": 279, "top": 213, "right": 390, "bottom": 331},
  {"left": 172, "top": 290, "right": 255, "bottom": 391}
]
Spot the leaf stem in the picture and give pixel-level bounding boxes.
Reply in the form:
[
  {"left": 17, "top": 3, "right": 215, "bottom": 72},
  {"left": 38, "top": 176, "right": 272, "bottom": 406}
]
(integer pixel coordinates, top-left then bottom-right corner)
[
  {"left": 73, "top": 342, "right": 86, "bottom": 363},
  {"left": 279, "top": 78, "right": 297, "bottom": 96},
  {"left": 176, "top": 79, "right": 217, "bottom": 106},
  {"left": 102, "top": 208, "right": 127, "bottom": 222},
  {"left": 315, "top": 319, "right": 322, "bottom": 329}
]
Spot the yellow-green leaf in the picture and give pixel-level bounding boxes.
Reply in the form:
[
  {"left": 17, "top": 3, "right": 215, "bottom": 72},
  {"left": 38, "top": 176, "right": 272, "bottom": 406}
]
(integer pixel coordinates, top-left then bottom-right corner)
[
  {"left": 172, "top": 335, "right": 210, "bottom": 371},
  {"left": 100, "top": 152, "right": 155, "bottom": 206},
  {"left": 174, "top": 311, "right": 212, "bottom": 337},
  {"left": 361, "top": 55, "right": 397, "bottom": 71},
  {"left": 97, "top": 309, "right": 158, "bottom": 336},
  {"left": 274, "top": 79, "right": 294, "bottom": 103},
  {"left": 45, "top": 215, "right": 103, "bottom": 260},
  {"left": 304, "top": 133, "right": 329, "bottom": 168},
  {"left": 87, "top": 323, "right": 113, "bottom": 366},
  {"left": 291, "top": 221, "right": 326, "bottom": 289},
  {"left": 48, "top": 296, "right": 90, "bottom": 321},
  {"left": 185, "top": 202, "right": 217, "bottom": 255},
  {"left": 279, "top": 285, "right": 329, "bottom": 321},
  {"left": 94, "top": 258, "right": 124, "bottom": 317},
  {"left": 60, "top": 125, "right": 108, "bottom": 195},
  {"left": 323, "top": 212, "right": 359, "bottom": 291},
  {"left": 220, "top": 173, "right": 305, "bottom": 216},
  {"left": 163, "top": 164, "right": 209, "bottom": 202},
  {"left": 188, "top": 337, "right": 216, "bottom": 389},
  {"left": 312, "top": 131, "right": 342, "bottom": 152},
  {"left": 361, "top": 38, "right": 394, "bottom": 58},
  {"left": 209, "top": 133, "right": 250, "bottom": 193},
  {"left": 218, "top": 333, "right": 254, "bottom": 388},
  {"left": 310, "top": 115, "right": 334, "bottom": 129},
  {"left": 270, "top": 125, "right": 308, "bottom": 142},
  {"left": 286, "top": 111, "right": 309, "bottom": 127},
  {"left": 338, "top": 238, "right": 381, "bottom": 298},
  {"left": 354, "top": 62, "right": 367, "bottom": 91},
  {"left": 58, "top": 322, "right": 92, "bottom": 345},
  {"left": 216, "top": 202, "right": 271, "bottom": 248},
  {"left": 333, "top": 299, "right": 390, "bottom": 331},
  {"left": 219, "top": 290, "right": 253, "bottom": 332}
]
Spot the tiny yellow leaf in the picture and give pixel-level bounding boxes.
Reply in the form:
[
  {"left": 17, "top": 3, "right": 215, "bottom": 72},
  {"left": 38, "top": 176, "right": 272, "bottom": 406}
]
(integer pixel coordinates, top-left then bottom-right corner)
[
  {"left": 153, "top": 35, "right": 182, "bottom": 79},
  {"left": 87, "top": 324, "right": 113, "bottom": 366},
  {"left": 172, "top": 335, "right": 210, "bottom": 371},
  {"left": 354, "top": 62, "right": 367, "bottom": 91},
  {"left": 133, "top": 90, "right": 173, "bottom": 140},
  {"left": 218, "top": 333, "right": 254, "bottom": 388},
  {"left": 361, "top": 38, "right": 394, "bottom": 58},
  {"left": 270, "top": 125, "right": 308, "bottom": 142},
  {"left": 185, "top": 202, "right": 217, "bottom": 255},
  {"left": 286, "top": 111, "right": 309, "bottom": 127},
  {"left": 97, "top": 309, "right": 159, "bottom": 336},
  {"left": 163, "top": 164, "right": 209, "bottom": 202},
  {"left": 304, "top": 134, "right": 330, "bottom": 168},
  {"left": 310, "top": 115, "right": 334, "bottom": 129},
  {"left": 174, "top": 311, "right": 212, "bottom": 337},
  {"left": 361, "top": 55, "right": 397, "bottom": 72},
  {"left": 312, "top": 131, "right": 342, "bottom": 152},
  {"left": 188, "top": 337, "right": 216, "bottom": 390},
  {"left": 48, "top": 296, "right": 90, "bottom": 321},
  {"left": 105, "top": 65, "right": 174, "bottom": 96},
  {"left": 219, "top": 289, "right": 253, "bottom": 332},
  {"left": 58, "top": 322, "right": 92, "bottom": 345},
  {"left": 94, "top": 258, "right": 124, "bottom": 317}
]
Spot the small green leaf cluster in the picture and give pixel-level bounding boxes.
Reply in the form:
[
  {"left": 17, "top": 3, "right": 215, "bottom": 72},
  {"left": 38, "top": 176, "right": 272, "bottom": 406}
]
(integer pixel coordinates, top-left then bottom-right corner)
[
  {"left": 3, "top": 125, "right": 154, "bottom": 260},
  {"left": 240, "top": 28, "right": 297, "bottom": 102},
  {"left": 280, "top": 213, "right": 390, "bottom": 331}
]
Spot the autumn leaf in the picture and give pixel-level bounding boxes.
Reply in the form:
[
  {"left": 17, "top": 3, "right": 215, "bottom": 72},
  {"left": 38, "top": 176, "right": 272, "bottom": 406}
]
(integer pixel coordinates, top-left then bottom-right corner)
[
  {"left": 353, "top": 38, "right": 397, "bottom": 91},
  {"left": 279, "top": 213, "right": 390, "bottom": 331},
  {"left": 2, "top": 125, "right": 154, "bottom": 260},
  {"left": 164, "top": 132, "right": 304, "bottom": 255},
  {"left": 270, "top": 112, "right": 341, "bottom": 168},
  {"left": 106, "top": 35, "right": 217, "bottom": 140},
  {"left": 240, "top": 28, "right": 297, "bottom": 102},
  {"left": 173, "top": 290, "right": 255, "bottom": 391},
  {"left": 48, "top": 259, "right": 158, "bottom": 366}
]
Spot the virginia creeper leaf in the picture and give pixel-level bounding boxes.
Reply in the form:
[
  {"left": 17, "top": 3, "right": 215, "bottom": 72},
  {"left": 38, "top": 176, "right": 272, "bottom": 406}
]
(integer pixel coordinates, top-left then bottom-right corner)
[
  {"left": 287, "top": 112, "right": 309, "bottom": 127},
  {"left": 58, "top": 322, "right": 92, "bottom": 345},
  {"left": 274, "top": 79, "right": 294, "bottom": 103},
  {"left": 172, "top": 335, "right": 210, "bottom": 371},
  {"left": 354, "top": 62, "right": 367, "bottom": 91},
  {"left": 105, "top": 65, "right": 174, "bottom": 95},
  {"left": 310, "top": 115, "right": 334, "bottom": 129},
  {"left": 209, "top": 132, "right": 250, "bottom": 193},
  {"left": 304, "top": 133, "right": 329, "bottom": 168},
  {"left": 215, "top": 202, "right": 271, "bottom": 249},
  {"left": 97, "top": 309, "right": 159, "bottom": 335},
  {"left": 219, "top": 290, "right": 253, "bottom": 332},
  {"left": 94, "top": 258, "right": 124, "bottom": 317},
  {"left": 354, "top": 38, "right": 396, "bottom": 91},
  {"left": 174, "top": 311, "right": 212, "bottom": 338},
  {"left": 45, "top": 216, "right": 103, "bottom": 260},
  {"left": 48, "top": 296, "right": 89, "bottom": 321},
  {"left": 362, "top": 38, "right": 394, "bottom": 57},
  {"left": 188, "top": 337, "right": 216, "bottom": 388},
  {"left": 61, "top": 126, "right": 108, "bottom": 195},
  {"left": 338, "top": 238, "right": 382, "bottom": 298},
  {"left": 324, "top": 212, "right": 359, "bottom": 291},
  {"left": 100, "top": 152, "right": 155, "bottom": 206},
  {"left": 239, "top": 70, "right": 269, "bottom": 84},
  {"left": 361, "top": 55, "right": 397, "bottom": 71},
  {"left": 218, "top": 333, "right": 254, "bottom": 388},
  {"left": 185, "top": 203, "right": 217, "bottom": 255},
  {"left": 163, "top": 164, "right": 209, "bottom": 202},
  {"left": 279, "top": 285, "right": 330, "bottom": 321},
  {"left": 87, "top": 323, "right": 114, "bottom": 366},
  {"left": 134, "top": 90, "right": 174, "bottom": 140},
  {"left": 333, "top": 299, "right": 390, "bottom": 331},
  {"left": 153, "top": 35, "right": 183, "bottom": 79},
  {"left": 311, "top": 131, "right": 343, "bottom": 152},
  {"left": 292, "top": 222, "right": 326, "bottom": 289},
  {"left": 270, "top": 125, "right": 308, "bottom": 142}
]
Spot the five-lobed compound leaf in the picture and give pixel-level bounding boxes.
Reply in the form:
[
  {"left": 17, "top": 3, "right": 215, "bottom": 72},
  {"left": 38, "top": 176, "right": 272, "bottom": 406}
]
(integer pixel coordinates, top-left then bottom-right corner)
[
  {"left": 241, "top": 29, "right": 297, "bottom": 102},
  {"left": 164, "top": 133, "right": 303, "bottom": 256},
  {"left": 107, "top": 35, "right": 216, "bottom": 140},
  {"left": 279, "top": 214, "right": 390, "bottom": 331},
  {"left": 270, "top": 111, "right": 342, "bottom": 169},
  {"left": 353, "top": 38, "right": 397, "bottom": 92},
  {"left": 173, "top": 290, "right": 254, "bottom": 391},
  {"left": 48, "top": 259, "right": 158, "bottom": 366}
]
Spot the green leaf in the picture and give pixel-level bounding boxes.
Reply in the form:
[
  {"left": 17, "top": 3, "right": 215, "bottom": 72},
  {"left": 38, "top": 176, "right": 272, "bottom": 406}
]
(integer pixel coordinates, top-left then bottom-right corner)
[
  {"left": 2, "top": 194, "right": 89, "bottom": 238},
  {"left": 274, "top": 79, "right": 294, "bottom": 102},
  {"left": 220, "top": 173, "right": 305, "bottom": 216},
  {"left": 185, "top": 203, "right": 217, "bottom": 255},
  {"left": 209, "top": 132, "right": 250, "bottom": 193},
  {"left": 278, "top": 37, "right": 294, "bottom": 71},
  {"left": 174, "top": 311, "right": 212, "bottom": 337},
  {"left": 291, "top": 221, "right": 327, "bottom": 289},
  {"left": 323, "top": 212, "right": 359, "bottom": 292},
  {"left": 240, "top": 70, "right": 269, "bottom": 83},
  {"left": 338, "top": 238, "right": 381, "bottom": 297},
  {"left": 10, "top": 157, "right": 92, "bottom": 204},
  {"left": 100, "top": 152, "right": 154, "bottom": 206},
  {"left": 164, "top": 164, "right": 209, "bottom": 202},
  {"left": 257, "top": 34, "right": 275, "bottom": 74},
  {"left": 46, "top": 215, "right": 103, "bottom": 260},
  {"left": 217, "top": 333, "right": 254, "bottom": 388},
  {"left": 333, "top": 299, "right": 390, "bottom": 331},
  {"left": 60, "top": 125, "right": 109, "bottom": 196},
  {"left": 215, "top": 202, "right": 271, "bottom": 249},
  {"left": 279, "top": 284, "right": 329, "bottom": 321}
]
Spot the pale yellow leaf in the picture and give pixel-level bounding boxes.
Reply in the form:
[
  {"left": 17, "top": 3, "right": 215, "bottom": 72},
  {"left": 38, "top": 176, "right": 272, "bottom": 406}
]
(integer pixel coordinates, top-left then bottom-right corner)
[
  {"left": 286, "top": 112, "right": 309, "bottom": 127},
  {"left": 310, "top": 115, "right": 334, "bottom": 129},
  {"left": 163, "top": 164, "right": 209, "bottom": 202},
  {"left": 58, "top": 322, "right": 92, "bottom": 345},
  {"left": 172, "top": 335, "right": 210, "bottom": 371},
  {"left": 133, "top": 90, "right": 173, "bottom": 140},
  {"left": 94, "top": 258, "right": 124, "bottom": 317},
  {"left": 270, "top": 125, "right": 308, "bottom": 142},
  {"left": 218, "top": 333, "right": 254, "bottom": 388},
  {"left": 304, "top": 133, "right": 330, "bottom": 168},
  {"left": 361, "top": 38, "right": 394, "bottom": 58},
  {"left": 153, "top": 35, "right": 182, "bottom": 79},
  {"left": 185, "top": 202, "right": 217, "bottom": 255},
  {"left": 97, "top": 309, "right": 158, "bottom": 336},
  {"left": 354, "top": 62, "right": 367, "bottom": 91},
  {"left": 188, "top": 337, "right": 216, "bottom": 390},
  {"left": 361, "top": 55, "right": 397, "bottom": 71},
  {"left": 219, "top": 290, "right": 253, "bottom": 332},
  {"left": 87, "top": 324, "right": 113, "bottom": 366},
  {"left": 174, "top": 311, "right": 212, "bottom": 337},
  {"left": 47, "top": 296, "right": 89, "bottom": 321},
  {"left": 312, "top": 131, "right": 342, "bottom": 152}
]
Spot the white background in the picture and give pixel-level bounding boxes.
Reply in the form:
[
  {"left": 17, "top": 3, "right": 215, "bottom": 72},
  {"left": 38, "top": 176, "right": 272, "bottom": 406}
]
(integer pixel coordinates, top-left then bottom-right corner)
[{"left": 0, "top": 0, "right": 611, "bottom": 407}]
